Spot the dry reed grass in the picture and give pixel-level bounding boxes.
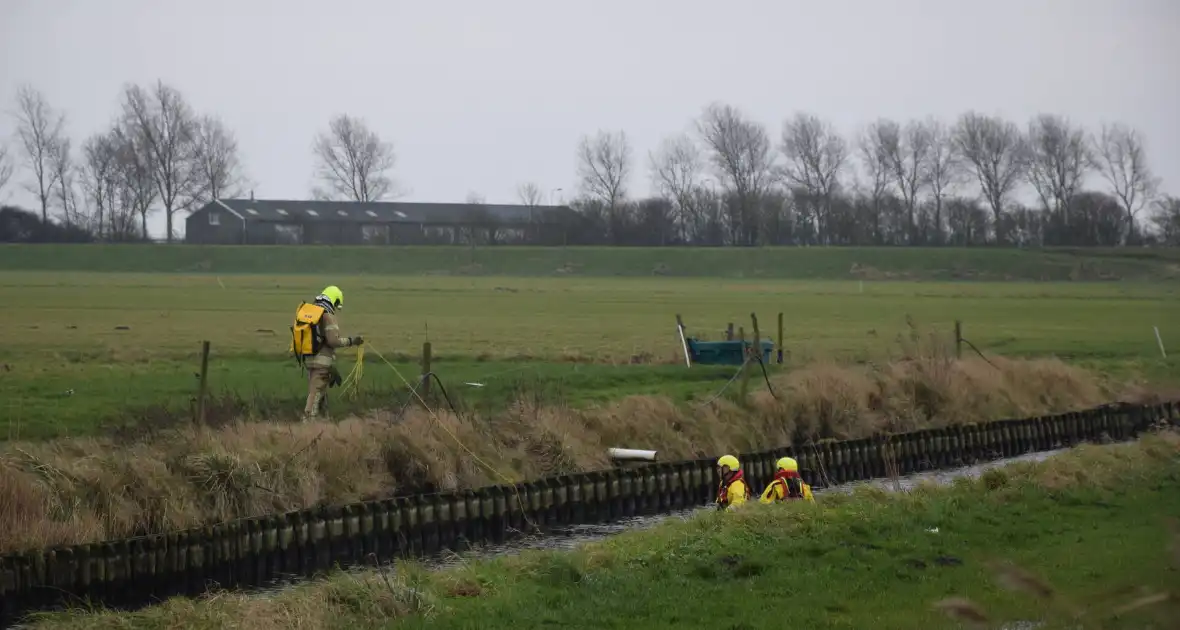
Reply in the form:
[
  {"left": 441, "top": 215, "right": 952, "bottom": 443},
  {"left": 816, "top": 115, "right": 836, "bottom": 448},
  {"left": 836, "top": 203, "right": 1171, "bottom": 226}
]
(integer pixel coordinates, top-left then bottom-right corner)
[
  {"left": 32, "top": 431, "right": 1180, "bottom": 630},
  {"left": 0, "top": 353, "right": 1130, "bottom": 554}
]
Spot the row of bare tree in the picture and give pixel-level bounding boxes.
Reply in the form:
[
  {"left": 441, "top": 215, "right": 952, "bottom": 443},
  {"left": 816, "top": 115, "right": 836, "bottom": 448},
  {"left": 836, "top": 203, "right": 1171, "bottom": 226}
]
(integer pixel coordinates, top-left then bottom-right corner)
[
  {"left": 2, "top": 83, "right": 247, "bottom": 242},
  {"left": 0, "top": 83, "right": 403, "bottom": 241},
  {"left": 572, "top": 103, "right": 1178, "bottom": 246},
  {"left": 3, "top": 85, "right": 1176, "bottom": 246}
]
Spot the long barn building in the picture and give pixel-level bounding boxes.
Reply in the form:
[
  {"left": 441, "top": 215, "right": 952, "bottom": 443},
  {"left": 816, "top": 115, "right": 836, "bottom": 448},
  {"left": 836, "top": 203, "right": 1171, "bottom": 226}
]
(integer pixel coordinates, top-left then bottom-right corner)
[{"left": 185, "top": 198, "right": 576, "bottom": 246}]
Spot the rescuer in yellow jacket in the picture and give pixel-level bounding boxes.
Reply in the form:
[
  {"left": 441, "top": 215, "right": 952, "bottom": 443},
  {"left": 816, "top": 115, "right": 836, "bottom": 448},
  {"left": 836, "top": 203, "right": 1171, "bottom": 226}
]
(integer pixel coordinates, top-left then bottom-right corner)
[
  {"left": 716, "top": 454, "right": 751, "bottom": 511},
  {"left": 760, "top": 456, "right": 815, "bottom": 504}
]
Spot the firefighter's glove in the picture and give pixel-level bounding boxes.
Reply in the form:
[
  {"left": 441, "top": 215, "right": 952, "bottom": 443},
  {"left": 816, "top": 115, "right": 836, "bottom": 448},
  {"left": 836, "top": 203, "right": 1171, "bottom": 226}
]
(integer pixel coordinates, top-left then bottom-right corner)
[{"left": 350, "top": 335, "right": 364, "bottom": 346}]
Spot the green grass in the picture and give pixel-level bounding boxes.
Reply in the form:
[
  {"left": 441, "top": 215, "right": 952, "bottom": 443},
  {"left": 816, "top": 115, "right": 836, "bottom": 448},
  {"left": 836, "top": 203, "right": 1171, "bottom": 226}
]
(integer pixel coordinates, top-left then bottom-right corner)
[
  {"left": 33, "top": 433, "right": 1180, "bottom": 630},
  {"left": 3, "top": 269, "right": 1179, "bottom": 439},
  {"left": 405, "top": 439, "right": 1180, "bottom": 630},
  {"left": 2, "top": 243, "right": 1180, "bottom": 280}
]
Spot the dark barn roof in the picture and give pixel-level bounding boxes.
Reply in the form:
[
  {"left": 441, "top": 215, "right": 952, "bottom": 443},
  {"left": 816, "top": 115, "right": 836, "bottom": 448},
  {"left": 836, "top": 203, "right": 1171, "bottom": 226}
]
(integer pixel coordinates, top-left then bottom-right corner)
[{"left": 210, "top": 199, "right": 572, "bottom": 224}]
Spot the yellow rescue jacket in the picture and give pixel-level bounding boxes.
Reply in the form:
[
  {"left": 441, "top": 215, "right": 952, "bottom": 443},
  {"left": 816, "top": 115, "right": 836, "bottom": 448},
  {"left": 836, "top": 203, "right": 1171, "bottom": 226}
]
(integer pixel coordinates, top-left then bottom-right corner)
[
  {"left": 759, "top": 471, "right": 815, "bottom": 504},
  {"left": 717, "top": 471, "right": 751, "bottom": 511}
]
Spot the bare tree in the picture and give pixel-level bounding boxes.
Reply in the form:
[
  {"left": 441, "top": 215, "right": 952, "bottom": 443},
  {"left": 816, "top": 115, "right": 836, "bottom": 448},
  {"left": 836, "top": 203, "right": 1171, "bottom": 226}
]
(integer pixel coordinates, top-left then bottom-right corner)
[
  {"left": 81, "top": 131, "right": 120, "bottom": 238},
  {"left": 882, "top": 119, "right": 933, "bottom": 242},
  {"left": 952, "top": 112, "right": 1027, "bottom": 242},
  {"left": 0, "top": 142, "right": 13, "bottom": 196},
  {"left": 193, "top": 114, "right": 246, "bottom": 202},
  {"left": 312, "top": 113, "right": 398, "bottom": 203},
  {"left": 1150, "top": 195, "right": 1180, "bottom": 245},
  {"left": 924, "top": 119, "right": 964, "bottom": 242},
  {"left": 1093, "top": 123, "right": 1159, "bottom": 243},
  {"left": 120, "top": 81, "right": 203, "bottom": 241},
  {"left": 14, "top": 85, "right": 66, "bottom": 222},
  {"left": 461, "top": 191, "right": 498, "bottom": 245},
  {"left": 696, "top": 103, "right": 775, "bottom": 245},
  {"left": 110, "top": 122, "right": 159, "bottom": 239},
  {"left": 576, "top": 130, "right": 632, "bottom": 243},
  {"left": 49, "top": 137, "right": 81, "bottom": 228},
  {"left": 576, "top": 130, "right": 632, "bottom": 209},
  {"left": 649, "top": 133, "right": 704, "bottom": 242},
  {"left": 516, "top": 182, "right": 544, "bottom": 206},
  {"left": 780, "top": 112, "right": 847, "bottom": 243},
  {"left": 1025, "top": 114, "right": 1091, "bottom": 226},
  {"left": 856, "top": 120, "right": 893, "bottom": 242}
]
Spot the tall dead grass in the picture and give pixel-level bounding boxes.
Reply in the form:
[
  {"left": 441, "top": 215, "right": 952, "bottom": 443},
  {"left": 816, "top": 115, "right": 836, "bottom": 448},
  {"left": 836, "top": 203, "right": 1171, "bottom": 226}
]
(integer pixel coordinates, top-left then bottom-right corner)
[
  {"left": 30, "top": 431, "right": 1180, "bottom": 630},
  {"left": 0, "top": 353, "right": 1129, "bottom": 554}
]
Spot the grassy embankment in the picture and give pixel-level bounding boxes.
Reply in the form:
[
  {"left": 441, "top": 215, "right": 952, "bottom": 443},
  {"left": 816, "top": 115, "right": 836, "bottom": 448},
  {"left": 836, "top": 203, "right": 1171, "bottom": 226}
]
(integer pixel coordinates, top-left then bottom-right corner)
[
  {"left": 28, "top": 431, "right": 1180, "bottom": 630},
  {"left": 0, "top": 244, "right": 1176, "bottom": 554},
  {"left": 0, "top": 350, "right": 1125, "bottom": 554}
]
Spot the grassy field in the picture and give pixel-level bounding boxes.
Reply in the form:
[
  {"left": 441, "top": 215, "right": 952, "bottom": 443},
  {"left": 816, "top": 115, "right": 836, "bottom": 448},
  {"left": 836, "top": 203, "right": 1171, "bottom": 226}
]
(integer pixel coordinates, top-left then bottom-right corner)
[
  {"left": 2, "top": 269, "right": 1178, "bottom": 439},
  {"left": 2, "top": 243, "right": 1180, "bottom": 280},
  {"left": 2, "top": 244, "right": 1178, "bottom": 557},
  {"left": 31, "top": 431, "right": 1180, "bottom": 630}
]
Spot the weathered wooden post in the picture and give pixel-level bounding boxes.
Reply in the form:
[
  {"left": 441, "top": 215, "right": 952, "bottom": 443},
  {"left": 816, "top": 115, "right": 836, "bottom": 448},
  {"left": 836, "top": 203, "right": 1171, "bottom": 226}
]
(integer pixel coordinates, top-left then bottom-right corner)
[
  {"left": 738, "top": 326, "right": 750, "bottom": 401},
  {"left": 420, "top": 341, "right": 432, "bottom": 397},
  {"left": 751, "top": 312, "right": 763, "bottom": 368},
  {"left": 776, "top": 312, "right": 784, "bottom": 364},
  {"left": 195, "top": 340, "right": 210, "bottom": 425},
  {"left": 954, "top": 320, "right": 963, "bottom": 359}
]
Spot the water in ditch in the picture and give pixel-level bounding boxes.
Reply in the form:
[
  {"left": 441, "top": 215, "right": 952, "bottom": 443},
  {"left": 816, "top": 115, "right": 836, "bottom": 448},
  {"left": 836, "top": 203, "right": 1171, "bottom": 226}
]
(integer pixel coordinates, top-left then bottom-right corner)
[
  {"left": 10, "top": 451, "right": 1063, "bottom": 629},
  {"left": 246, "top": 448, "right": 1065, "bottom": 590},
  {"left": 429, "top": 448, "right": 1065, "bottom": 569}
]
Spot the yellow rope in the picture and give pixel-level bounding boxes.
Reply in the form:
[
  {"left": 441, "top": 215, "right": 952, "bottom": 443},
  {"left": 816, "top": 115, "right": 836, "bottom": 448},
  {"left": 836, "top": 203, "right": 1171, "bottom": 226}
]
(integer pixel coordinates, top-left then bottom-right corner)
[
  {"left": 366, "top": 345, "right": 539, "bottom": 533},
  {"left": 339, "top": 344, "right": 365, "bottom": 400}
]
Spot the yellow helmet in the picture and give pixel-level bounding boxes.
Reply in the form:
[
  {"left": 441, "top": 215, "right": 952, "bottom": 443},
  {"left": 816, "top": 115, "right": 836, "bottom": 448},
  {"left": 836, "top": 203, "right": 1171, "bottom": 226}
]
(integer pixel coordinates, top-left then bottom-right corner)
[
  {"left": 776, "top": 456, "right": 799, "bottom": 472},
  {"left": 717, "top": 454, "right": 740, "bottom": 471},
  {"left": 319, "top": 285, "right": 344, "bottom": 310}
]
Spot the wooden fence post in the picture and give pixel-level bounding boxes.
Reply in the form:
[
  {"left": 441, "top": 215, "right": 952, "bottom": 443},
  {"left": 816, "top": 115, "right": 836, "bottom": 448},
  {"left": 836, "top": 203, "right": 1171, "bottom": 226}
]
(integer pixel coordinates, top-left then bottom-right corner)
[
  {"left": 725, "top": 323, "right": 734, "bottom": 341},
  {"left": 776, "top": 312, "right": 784, "bottom": 364},
  {"left": 420, "top": 341, "right": 432, "bottom": 397},
  {"left": 195, "top": 341, "right": 210, "bottom": 425},
  {"left": 738, "top": 326, "right": 750, "bottom": 401},
  {"left": 954, "top": 320, "right": 963, "bottom": 359},
  {"left": 751, "top": 312, "right": 763, "bottom": 367}
]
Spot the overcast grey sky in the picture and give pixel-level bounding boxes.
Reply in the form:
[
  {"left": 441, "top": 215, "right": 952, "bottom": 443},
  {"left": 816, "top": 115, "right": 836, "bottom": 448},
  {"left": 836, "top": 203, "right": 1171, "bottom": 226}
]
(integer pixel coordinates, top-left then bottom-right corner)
[{"left": 1, "top": 0, "right": 1177, "bottom": 237}]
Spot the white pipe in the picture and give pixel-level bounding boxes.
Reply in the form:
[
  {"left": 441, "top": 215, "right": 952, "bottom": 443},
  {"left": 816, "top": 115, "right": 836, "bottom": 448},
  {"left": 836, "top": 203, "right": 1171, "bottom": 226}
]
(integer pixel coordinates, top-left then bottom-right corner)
[
  {"left": 677, "top": 324, "right": 692, "bottom": 367},
  {"left": 608, "top": 448, "right": 658, "bottom": 461},
  {"left": 1154, "top": 326, "right": 1167, "bottom": 359}
]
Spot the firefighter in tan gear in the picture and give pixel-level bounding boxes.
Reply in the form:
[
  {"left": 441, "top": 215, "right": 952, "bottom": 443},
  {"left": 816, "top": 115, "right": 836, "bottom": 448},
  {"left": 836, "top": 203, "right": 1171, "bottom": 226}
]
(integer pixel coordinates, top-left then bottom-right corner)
[{"left": 290, "top": 285, "right": 362, "bottom": 422}]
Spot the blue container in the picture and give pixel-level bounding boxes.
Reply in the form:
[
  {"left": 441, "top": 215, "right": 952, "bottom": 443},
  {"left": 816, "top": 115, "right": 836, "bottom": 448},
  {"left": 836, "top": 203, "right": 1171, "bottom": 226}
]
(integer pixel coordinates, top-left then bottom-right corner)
[{"left": 685, "top": 338, "right": 774, "bottom": 366}]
